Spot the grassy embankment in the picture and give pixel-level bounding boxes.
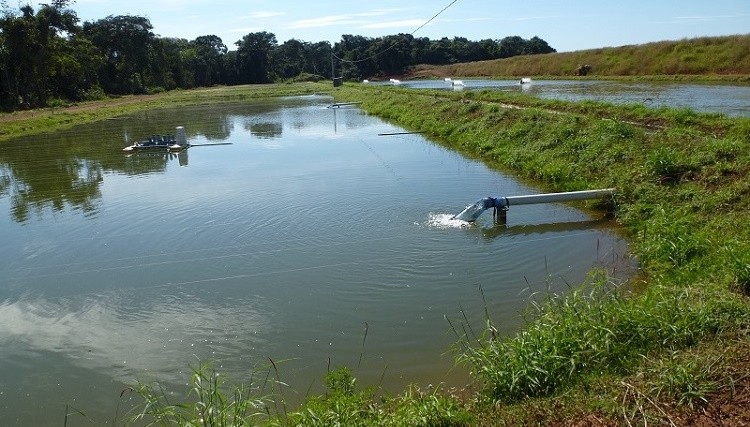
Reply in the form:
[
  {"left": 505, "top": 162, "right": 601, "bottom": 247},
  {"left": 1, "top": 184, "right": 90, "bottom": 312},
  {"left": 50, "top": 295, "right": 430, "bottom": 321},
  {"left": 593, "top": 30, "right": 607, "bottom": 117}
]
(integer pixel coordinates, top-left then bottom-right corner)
[{"left": 409, "top": 34, "right": 750, "bottom": 81}]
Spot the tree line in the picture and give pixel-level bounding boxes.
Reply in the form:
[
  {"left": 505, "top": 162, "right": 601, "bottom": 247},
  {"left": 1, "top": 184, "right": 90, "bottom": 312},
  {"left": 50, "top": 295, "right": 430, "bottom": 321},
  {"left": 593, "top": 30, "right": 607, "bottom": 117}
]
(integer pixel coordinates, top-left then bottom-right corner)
[{"left": 0, "top": 1, "right": 555, "bottom": 110}]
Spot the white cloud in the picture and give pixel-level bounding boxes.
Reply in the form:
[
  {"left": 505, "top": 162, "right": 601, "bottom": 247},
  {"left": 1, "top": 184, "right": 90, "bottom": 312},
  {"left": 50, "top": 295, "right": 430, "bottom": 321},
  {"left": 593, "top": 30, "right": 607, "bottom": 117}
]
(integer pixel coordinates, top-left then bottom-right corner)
[
  {"left": 354, "top": 8, "right": 411, "bottom": 17},
  {"left": 508, "top": 15, "right": 558, "bottom": 22},
  {"left": 439, "top": 17, "right": 491, "bottom": 23},
  {"left": 286, "top": 15, "right": 364, "bottom": 29},
  {"left": 0, "top": 293, "right": 271, "bottom": 384},
  {"left": 243, "top": 11, "right": 285, "bottom": 19},
  {"left": 361, "top": 19, "right": 427, "bottom": 30},
  {"left": 230, "top": 26, "right": 265, "bottom": 34},
  {"left": 285, "top": 8, "right": 429, "bottom": 31}
]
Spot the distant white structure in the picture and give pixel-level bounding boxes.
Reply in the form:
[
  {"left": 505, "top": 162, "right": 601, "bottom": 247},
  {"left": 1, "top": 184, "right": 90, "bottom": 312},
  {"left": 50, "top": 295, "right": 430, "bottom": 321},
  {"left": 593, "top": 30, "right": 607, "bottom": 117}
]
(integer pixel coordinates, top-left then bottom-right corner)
[
  {"left": 444, "top": 77, "right": 452, "bottom": 82},
  {"left": 520, "top": 77, "right": 532, "bottom": 84},
  {"left": 363, "top": 79, "right": 369, "bottom": 83},
  {"left": 389, "top": 78, "right": 401, "bottom": 85},
  {"left": 175, "top": 126, "right": 187, "bottom": 146},
  {"left": 451, "top": 80, "right": 464, "bottom": 87}
]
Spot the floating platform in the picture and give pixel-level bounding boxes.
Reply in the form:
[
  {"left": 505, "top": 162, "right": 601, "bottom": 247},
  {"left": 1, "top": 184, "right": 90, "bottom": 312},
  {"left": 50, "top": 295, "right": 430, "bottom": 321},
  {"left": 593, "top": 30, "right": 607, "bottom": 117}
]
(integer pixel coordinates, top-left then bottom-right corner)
[{"left": 123, "top": 126, "right": 188, "bottom": 152}]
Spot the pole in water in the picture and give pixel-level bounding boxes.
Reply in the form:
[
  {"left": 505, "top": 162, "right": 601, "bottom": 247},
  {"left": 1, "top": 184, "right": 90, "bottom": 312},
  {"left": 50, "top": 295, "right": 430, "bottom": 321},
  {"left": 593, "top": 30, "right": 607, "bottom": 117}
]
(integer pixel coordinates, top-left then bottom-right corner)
[
  {"left": 493, "top": 206, "right": 508, "bottom": 225},
  {"left": 377, "top": 131, "right": 425, "bottom": 136}
]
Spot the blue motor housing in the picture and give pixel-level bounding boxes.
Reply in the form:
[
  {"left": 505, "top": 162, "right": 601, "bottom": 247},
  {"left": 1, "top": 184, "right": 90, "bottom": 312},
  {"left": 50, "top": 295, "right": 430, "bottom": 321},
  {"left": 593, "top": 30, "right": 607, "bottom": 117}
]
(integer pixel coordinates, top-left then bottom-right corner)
[{"left": 453, "top": 197, "right": 508, "bottom": 222}]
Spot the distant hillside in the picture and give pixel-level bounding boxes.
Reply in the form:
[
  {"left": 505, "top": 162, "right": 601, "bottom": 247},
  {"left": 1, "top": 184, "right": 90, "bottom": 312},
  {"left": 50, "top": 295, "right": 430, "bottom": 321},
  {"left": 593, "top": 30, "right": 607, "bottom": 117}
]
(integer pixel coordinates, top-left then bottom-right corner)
[{"left": 409, "top": 34, "right": 750, "bottom": 80}]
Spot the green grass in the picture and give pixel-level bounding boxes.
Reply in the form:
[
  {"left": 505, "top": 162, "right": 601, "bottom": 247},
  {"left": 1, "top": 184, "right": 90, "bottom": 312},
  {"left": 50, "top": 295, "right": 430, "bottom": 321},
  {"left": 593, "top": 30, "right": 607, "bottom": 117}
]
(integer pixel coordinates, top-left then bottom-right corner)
[
  {"left": 296, "top": 368, "right": 473, "bottom": 427},
  {"left": 127, "top": 362, "right": 272, "bottom": 426},
  {"left": 453, "top": 274, "right": 749, "bottom": 404},
  {"left": 126, "top": 365, "right": 473, "bottom": 427}
]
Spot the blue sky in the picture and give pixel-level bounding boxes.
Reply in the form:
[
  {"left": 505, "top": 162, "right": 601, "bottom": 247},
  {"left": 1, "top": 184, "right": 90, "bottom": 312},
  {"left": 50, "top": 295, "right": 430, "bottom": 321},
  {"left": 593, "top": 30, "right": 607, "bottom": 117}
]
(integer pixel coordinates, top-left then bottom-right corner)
[{"left": 30, "top": 0, "right": 750, "bottom": 52}]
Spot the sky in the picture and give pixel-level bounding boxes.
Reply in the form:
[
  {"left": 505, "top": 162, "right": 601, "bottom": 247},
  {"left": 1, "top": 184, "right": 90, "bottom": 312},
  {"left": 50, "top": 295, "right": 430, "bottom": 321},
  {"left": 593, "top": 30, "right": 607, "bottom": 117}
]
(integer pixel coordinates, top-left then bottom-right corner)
[{"left": 24, "top": 0, "right": 750, "bottom": 52}]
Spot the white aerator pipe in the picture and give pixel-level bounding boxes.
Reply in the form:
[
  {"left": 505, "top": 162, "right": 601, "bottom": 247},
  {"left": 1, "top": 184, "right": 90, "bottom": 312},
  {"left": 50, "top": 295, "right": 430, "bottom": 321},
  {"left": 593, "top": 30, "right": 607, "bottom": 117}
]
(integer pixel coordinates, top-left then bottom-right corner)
[
  {"left": 175, "top": 126, "right": 187, "bottom": 146},
  {"left": 506, "top": 188, "right": 616, "bottom": 206},
  {"left": 454, "top": 188, "right": 615, "bottom": 222}
]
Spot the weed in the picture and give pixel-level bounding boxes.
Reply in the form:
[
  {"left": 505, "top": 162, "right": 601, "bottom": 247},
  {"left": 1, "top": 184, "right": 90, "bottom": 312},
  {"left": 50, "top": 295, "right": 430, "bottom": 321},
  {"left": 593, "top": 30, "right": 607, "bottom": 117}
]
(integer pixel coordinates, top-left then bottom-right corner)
[
  {"left": 644, "top": 147, "right": 695, "bottom": 184},
  {"left": 284, "top": 368, "right": 379, "bottom": 427},
  {"left": 646, "top": 351, "right": 719, "bottom": 408},
  {"left": 727, "top": 245, "right": 750, "bottom": 296},
  {"left": 280, "top": 367, "right": 472, "bottom": 427},
  {"left": 127, "top": 362, "right": 271, "bottom": 426},
  {"left": 454, "top": 275, "right": 749, "bottom": 405}
]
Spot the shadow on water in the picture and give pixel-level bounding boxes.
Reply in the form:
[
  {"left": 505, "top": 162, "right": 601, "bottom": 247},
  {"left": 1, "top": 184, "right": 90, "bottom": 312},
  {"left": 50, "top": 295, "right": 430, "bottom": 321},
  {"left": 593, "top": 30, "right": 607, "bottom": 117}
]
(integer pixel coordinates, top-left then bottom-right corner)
[{"left": 476, "top": 216, "right": 613, "bottom": 241}]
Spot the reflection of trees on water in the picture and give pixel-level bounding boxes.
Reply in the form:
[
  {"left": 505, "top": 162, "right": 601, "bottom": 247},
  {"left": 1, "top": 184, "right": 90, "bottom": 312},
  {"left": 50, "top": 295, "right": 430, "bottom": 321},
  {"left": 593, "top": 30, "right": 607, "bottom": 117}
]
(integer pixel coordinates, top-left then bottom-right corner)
[
  {"left": 0, "top": 139, "right": 192, "bottom": 223},
  {"left": 0, "top": 101, "right": 298, "bottom": 223},
  {"left": 0, "top": 146, "right": 103, "bottom": 223},
  {"left": 247, "top": 122, "right": 283, "bottom": 139},
  {"left": 123, "top": 150, "right": 188, "bottom": 173},
  {"left": 129, "top": 107, "right": 234, "bottom": 141},
  {"left": 130, "top": 102, "right": 292, "bottom": 141},
  {"left": 0, "top": 116, "right": 190, "bottom": 224}
]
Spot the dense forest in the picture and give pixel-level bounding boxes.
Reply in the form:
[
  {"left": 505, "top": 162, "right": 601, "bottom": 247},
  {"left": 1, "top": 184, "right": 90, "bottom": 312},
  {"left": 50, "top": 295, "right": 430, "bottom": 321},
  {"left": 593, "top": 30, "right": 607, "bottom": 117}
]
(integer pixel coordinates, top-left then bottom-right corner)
[{"left": 0, "top": 1, "right": 554, "bottom": 110}]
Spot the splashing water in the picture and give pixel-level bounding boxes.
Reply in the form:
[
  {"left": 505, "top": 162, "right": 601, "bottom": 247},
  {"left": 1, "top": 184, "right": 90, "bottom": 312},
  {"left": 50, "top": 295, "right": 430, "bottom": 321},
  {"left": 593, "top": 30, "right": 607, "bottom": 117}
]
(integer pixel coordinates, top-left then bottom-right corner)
[{"left": 425, "top": 213, "right": 472, "bottom": 229}]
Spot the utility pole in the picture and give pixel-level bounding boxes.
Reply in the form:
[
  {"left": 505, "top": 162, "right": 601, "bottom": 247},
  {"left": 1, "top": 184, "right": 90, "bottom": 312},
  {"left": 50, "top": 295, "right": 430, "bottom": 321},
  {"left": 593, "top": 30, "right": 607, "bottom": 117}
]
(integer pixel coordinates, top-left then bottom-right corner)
[{"left": 331, "top": 51, "right": 342, "bottom": 87}]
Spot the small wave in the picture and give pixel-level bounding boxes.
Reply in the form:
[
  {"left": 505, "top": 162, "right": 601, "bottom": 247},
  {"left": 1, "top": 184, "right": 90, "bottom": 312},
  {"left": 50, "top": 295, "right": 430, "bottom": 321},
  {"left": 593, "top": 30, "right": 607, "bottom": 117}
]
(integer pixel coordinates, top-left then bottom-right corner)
[{"left": 425, "top": 213, "right": 472, "bottom": 229}]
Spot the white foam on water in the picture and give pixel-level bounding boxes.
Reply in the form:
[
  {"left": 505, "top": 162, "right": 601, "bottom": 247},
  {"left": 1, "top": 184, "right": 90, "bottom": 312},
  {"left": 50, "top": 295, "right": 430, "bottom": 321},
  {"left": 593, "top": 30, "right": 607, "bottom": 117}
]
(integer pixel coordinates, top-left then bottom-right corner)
[{"left": 424, "top": 213, "right": 472, "bottom": 229}]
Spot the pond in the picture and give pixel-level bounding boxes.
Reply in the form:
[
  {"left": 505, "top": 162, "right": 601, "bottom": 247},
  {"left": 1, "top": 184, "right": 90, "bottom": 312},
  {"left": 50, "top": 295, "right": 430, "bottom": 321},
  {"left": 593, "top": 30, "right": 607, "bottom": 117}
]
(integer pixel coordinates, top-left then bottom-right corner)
[
  {"left": 0, "top": 96, "right": 634, "bottom": 425},
  {"left": 376, "top": 79, "right": 750, "bottom": 117}
]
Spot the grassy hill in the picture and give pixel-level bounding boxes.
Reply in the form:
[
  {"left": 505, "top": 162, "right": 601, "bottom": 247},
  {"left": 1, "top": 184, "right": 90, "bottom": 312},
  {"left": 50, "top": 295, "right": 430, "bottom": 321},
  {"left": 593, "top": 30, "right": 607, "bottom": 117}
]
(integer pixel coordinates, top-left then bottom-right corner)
[{"left": 410, "top": 34, "right": 750, "bottom": 80}]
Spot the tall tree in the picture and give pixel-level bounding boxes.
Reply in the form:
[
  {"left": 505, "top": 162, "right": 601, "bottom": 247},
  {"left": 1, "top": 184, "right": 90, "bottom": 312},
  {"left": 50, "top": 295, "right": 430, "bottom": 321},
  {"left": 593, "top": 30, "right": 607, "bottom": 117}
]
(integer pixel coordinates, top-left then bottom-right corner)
[
  {"left": 526, "top": 36, "right": 556, "bottom": 55},
  {"left": 273, "top": 38, "right": 307, "bottom": 79},
  {"left": 0, "top": 6, "right": 39, "bottom": 107},
  {"left": 0, "top": 1, "right": 79, "bottom": 107},
  {"left": 1, "top": 0, "right": 557, "bottom": 109},
  {"left": 83, "top": 15, "right": 155, "bottom": 94},
  {"left": 191, "top": 35, "right": 227, "bottom": 86},
  {"left": 48, "top": 33, "right": 102, "bottom": 100},
  {"left": 334, "top": 35, "right": 375, "bottom": 80},
  {"left": 372, "top": 34, "right": 413, "bottom": 75},
  {"left": 426, "top": 37, "right": 454, "bottom": 64},
  {"left": 305, "top": 41, "right": 333, "bottom": 79},
  {"left": 147, "top": 37, "right": 189, "bottom": 90},
  {"left": 497, "top": 36, "right": 526, "bottom": 58},
  {"left": 235, "top": 31, "right": 277, "bottom": 84}
]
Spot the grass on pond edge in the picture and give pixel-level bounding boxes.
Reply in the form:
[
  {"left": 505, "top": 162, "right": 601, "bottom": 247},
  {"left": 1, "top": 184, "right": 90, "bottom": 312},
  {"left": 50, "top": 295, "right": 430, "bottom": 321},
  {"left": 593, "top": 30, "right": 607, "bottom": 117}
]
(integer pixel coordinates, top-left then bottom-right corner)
[{"left": 14, "top": 82, "right": 749, "bottom": 425}]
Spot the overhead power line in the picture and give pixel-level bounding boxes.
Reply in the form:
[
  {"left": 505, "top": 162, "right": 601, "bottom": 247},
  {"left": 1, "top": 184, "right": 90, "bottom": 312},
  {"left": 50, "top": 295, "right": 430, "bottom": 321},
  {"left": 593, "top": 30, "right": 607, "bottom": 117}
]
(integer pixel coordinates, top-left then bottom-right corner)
[
  {"left": 411, "top": 0, "right": 459, "bottom": 35},
  {"left": 333, "top": 0, "right": 461, "bottom": 65}
]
